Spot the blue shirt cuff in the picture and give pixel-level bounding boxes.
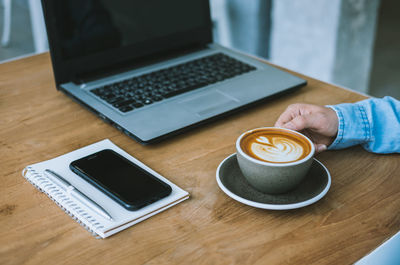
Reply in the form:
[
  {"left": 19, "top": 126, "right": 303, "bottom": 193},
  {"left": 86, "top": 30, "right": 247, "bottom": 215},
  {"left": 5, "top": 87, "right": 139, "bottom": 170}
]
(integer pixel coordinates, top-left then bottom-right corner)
[{"left": 326, "top": 104, "right": 372, "bottom": 150}]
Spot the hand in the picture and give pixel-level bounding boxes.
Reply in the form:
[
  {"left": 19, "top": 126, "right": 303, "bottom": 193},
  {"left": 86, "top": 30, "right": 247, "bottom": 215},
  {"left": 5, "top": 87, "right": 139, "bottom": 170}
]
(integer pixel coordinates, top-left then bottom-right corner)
[{"left": 274, "top": 103, "right": 339, "bottom": 153}]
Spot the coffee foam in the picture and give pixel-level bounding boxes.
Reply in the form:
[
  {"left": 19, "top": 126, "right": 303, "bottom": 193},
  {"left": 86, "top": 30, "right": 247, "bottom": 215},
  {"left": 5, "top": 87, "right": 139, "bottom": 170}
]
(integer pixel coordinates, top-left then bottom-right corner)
[{"left": 240, "top": 129, "right": 311, "bottom": 163}]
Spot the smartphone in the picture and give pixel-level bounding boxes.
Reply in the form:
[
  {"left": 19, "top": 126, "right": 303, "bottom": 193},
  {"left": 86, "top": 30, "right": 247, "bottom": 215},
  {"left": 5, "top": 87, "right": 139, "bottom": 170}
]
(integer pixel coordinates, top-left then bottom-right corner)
[{"left": 69, "top": 149, "right": 172, "bottom": 211}]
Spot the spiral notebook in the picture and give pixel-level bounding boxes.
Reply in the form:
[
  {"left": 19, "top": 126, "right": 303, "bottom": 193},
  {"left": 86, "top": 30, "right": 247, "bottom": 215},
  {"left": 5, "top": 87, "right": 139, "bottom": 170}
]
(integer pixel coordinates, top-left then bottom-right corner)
[{"left": 22, "top": 139, "right": 189, "bottom": 238}]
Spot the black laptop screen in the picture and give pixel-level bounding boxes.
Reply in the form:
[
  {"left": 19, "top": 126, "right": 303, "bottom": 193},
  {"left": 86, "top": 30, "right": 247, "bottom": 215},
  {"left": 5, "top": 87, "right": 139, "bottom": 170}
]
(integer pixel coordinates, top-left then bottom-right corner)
[{"left": 42, "top": 0, "right": 212, "bottom": 85}]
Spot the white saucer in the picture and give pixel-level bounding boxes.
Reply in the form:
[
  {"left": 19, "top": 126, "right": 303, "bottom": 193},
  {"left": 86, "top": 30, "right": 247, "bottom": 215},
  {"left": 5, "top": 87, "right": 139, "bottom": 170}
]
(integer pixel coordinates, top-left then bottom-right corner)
[{"left": 216, "top": 153, "right": 331, "bottom": 210}]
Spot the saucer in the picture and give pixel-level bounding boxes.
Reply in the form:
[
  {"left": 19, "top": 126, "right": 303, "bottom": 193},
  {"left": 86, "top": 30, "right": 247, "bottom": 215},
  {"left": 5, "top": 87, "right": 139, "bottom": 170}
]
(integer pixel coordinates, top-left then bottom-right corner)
[{"left": 216, "top": 154, "right": 331, "bottom": 210}]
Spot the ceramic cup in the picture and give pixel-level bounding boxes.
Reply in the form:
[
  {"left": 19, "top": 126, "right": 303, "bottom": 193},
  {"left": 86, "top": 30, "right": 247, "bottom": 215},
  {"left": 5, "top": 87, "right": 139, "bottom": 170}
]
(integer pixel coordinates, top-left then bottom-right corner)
[{"left": 236, "top": 127, "right": 315, "bottom": 194}]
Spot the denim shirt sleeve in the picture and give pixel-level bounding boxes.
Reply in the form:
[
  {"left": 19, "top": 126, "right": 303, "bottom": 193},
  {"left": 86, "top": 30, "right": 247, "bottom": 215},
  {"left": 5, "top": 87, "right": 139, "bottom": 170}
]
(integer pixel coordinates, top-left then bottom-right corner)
[{"left": 327, "top": 96, "right": 400, "bottom": 153}]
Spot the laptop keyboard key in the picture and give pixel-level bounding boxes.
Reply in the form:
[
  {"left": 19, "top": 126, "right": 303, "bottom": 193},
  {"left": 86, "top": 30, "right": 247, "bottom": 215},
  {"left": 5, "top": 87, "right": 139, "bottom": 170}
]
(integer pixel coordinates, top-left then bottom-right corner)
[
  {"left": 141, "top": 99, "right": 151, "bottom": 105},
  {"left": 119, "top": 106, "right": 133, "bottom": 112},
  {"left": 132, "top": 102, "right": 144, "bottom": 108}
]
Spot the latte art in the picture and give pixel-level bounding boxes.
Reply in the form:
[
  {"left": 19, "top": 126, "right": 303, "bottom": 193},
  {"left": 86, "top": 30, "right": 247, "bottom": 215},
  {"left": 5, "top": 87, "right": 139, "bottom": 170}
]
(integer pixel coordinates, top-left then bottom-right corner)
[
  {"left": 251, "top": 136, "right": 304, "bottom": 163},
  {"left": 240, "top": 129, "right": 312, "bottom": 163}
]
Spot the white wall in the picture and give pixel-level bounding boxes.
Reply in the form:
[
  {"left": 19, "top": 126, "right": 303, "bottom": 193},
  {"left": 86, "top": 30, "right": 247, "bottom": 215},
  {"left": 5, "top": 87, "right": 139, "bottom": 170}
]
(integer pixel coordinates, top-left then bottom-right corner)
[{"left": 269, "top": 0, "right": 380, "bottom": 93}]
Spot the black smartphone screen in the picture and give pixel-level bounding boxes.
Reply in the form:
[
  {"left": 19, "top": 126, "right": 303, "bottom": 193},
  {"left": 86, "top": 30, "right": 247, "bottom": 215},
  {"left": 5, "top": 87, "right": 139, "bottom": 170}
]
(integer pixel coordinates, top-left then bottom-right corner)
[{"left": 69, "top": 149, "right": 172, "bottom": 210}]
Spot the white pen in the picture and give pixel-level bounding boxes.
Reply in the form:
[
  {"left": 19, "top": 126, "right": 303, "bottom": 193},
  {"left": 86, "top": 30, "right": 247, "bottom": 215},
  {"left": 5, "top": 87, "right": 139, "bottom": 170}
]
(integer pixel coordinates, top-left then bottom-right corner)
[{"left": 44, "top": 169, "right": 113, "bottom": 221}]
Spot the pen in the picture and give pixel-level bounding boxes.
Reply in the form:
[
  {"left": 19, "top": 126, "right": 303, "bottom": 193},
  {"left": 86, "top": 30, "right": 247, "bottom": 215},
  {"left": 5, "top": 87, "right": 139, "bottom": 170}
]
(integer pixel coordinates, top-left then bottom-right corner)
[{"left": 44, "top": 169, "right": 113, "bottom": 221}]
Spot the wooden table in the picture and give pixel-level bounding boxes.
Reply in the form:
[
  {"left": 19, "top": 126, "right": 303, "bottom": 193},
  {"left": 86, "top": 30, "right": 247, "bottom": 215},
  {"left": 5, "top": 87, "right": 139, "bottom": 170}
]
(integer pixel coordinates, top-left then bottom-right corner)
[{"left": 1, "top": 53, "right": 399, "bottom": 265}]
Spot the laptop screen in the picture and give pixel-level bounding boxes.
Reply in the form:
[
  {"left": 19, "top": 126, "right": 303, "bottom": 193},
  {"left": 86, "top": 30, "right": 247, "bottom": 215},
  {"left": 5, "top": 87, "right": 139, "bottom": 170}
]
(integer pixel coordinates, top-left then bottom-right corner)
[{"left": 42, "top": 0, "right": 212, "bottom": 85}]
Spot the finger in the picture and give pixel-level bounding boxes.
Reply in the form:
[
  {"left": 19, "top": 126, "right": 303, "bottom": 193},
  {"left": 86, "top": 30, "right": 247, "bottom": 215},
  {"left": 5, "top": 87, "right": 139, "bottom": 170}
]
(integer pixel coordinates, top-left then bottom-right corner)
[
  {"left": 282, "top": 114, "right": 311, "bottom": 131},
  {"left": 274, "top": 104, "right": 302, "bottom": 127},
  {"left": 283, "top": 112, "right": 325, "bottom": 132}
]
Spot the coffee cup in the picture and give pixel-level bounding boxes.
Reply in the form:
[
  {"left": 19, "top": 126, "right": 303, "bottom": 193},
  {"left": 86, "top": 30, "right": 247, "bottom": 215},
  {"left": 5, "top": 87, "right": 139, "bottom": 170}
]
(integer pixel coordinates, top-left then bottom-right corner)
[{"left": 236, "top": 127, "right": 315, "bottom": 194}]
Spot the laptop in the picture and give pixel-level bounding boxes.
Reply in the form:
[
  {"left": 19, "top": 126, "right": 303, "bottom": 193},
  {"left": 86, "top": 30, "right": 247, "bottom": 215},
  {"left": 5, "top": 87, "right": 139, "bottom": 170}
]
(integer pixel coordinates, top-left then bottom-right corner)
[{"left": 41, "top": 0, "right": 306, "bottom": 144}]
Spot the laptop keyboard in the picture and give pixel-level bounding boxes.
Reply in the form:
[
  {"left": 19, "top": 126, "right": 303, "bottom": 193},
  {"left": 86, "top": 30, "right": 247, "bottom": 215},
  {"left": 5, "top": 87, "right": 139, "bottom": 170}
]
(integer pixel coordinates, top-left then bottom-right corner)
[{"left": 90, "top": 53, "right": 257, "bottom": 113}]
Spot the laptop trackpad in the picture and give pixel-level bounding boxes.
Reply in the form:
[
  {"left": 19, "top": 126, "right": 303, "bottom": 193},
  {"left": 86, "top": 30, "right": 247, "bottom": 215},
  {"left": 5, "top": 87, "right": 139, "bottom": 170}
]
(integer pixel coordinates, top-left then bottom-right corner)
[{"left": 179, "top": 91, "right": 239, "bottom": 117}]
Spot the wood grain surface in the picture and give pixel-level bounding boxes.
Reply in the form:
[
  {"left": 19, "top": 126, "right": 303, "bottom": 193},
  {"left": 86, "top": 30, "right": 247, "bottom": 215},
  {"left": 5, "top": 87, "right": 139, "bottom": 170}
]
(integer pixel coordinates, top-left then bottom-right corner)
[{"left": 1, "top": 53, "right": 399, "bottom": 265}]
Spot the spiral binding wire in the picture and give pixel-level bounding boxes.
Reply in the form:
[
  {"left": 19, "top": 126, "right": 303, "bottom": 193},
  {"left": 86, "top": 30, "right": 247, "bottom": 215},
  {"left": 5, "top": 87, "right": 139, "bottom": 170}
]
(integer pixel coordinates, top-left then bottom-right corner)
[{"left": 23, "top": 167, "right": 105, "bottom": 239}]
